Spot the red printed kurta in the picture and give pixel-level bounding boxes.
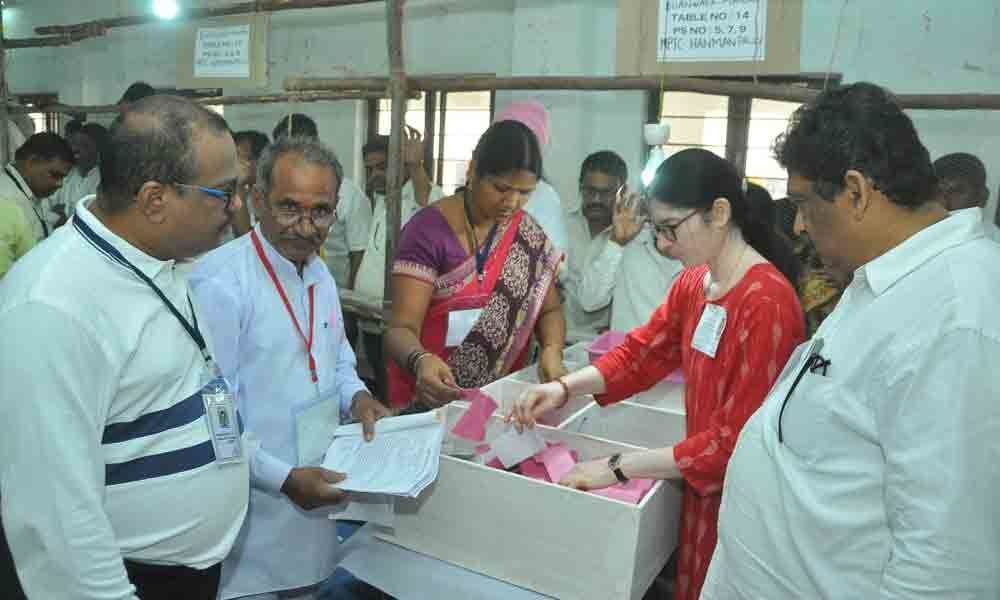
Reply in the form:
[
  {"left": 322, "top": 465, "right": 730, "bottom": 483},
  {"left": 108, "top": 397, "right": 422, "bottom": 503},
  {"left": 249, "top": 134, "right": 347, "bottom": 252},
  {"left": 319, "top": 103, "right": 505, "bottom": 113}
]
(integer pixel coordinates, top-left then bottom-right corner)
[{"left": 594, "top": 263, "right": 804, "bottom": 600}]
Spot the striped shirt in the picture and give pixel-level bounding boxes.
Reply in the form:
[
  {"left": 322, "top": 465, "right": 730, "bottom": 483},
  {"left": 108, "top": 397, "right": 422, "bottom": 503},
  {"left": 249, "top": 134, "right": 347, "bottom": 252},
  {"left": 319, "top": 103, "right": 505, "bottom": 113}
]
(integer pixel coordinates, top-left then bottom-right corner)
[{"left": 0, "top": 198, "right": 248, "bottom": 599}]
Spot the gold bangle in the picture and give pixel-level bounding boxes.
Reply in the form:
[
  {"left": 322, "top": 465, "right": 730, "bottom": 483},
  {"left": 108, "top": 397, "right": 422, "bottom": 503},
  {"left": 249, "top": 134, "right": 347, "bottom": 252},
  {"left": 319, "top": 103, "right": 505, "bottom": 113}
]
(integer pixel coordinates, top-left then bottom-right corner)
[{"left": 555, "top": 377, "right": 571, "bottom": 408}]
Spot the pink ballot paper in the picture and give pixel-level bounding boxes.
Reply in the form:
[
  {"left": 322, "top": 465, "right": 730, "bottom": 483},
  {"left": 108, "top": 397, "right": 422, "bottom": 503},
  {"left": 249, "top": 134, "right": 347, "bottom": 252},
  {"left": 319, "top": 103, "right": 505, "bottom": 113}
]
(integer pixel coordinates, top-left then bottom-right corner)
[
  {"left": 590, "top": 478, "right": 656, "bottom": 504},
  {"left": 587, "top": 330, "right": 626, "bottom": 362},
  {"left": 665, "top": 369, "right": 685, "bottom": 384},
  {"left": 535, "top": 443, "right": 576, "bottom": 482},
  {"left": 451, "top": 389, "right": 498, "bottom": 441}
]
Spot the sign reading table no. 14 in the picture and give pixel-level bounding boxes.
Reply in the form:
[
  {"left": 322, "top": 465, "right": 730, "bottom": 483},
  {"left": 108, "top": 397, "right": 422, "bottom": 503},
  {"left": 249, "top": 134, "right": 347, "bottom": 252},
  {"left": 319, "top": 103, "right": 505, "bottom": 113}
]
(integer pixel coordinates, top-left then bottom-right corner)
[
  {"left": 657, "top": 0, "right": 768, "bottom": 63},
  {"left": 194, "top": 24, "right": 252, "bottom": 78}
]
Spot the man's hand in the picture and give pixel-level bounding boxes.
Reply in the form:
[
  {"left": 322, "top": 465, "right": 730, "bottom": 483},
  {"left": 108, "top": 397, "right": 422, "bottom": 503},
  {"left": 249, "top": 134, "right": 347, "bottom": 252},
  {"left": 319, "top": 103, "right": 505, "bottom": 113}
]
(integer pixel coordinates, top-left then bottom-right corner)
[
  {"left": 403, "top": 125, "right": 424, "bottom": 167},
  {"left": 611, "top": 189, "right": 644, "bottom": 246},
  {"left": 350, "top": 392, "right": 393, "bottom": 442},
  {"left": 281, "top": 467, "right": 347, "bottom": 511}
]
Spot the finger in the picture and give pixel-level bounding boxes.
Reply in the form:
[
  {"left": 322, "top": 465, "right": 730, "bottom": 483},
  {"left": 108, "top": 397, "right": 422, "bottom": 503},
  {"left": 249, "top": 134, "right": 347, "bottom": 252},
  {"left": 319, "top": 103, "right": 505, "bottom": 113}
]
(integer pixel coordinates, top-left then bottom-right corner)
[
  {"left": 361, "top": 410, "right": 376, "bottom": 442},
  {"left": 320, "top": 469, "right": 347, "bottom": 485}
]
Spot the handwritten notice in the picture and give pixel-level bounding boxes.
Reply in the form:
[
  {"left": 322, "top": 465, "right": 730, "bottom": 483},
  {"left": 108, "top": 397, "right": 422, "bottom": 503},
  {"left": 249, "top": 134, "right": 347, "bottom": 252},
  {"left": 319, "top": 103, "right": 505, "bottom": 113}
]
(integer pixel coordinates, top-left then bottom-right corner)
[
  {"left": 657, "top": 0, "right": 767, "bottom": 63},
  {"left": 194, "top": 25, "right": 251, "bottom": 78}
]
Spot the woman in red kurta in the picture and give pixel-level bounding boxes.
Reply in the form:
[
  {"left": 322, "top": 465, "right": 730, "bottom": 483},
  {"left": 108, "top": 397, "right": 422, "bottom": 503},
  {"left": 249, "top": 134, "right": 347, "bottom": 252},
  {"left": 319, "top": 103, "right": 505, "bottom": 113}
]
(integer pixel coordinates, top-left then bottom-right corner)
[{"left": 512, "top": 149, "right": 805, "bottom": 600}]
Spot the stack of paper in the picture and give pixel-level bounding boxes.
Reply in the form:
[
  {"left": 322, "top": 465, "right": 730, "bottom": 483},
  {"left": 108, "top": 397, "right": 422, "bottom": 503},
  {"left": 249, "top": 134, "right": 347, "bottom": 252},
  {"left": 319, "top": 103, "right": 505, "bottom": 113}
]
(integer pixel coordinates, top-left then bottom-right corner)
[{"left": 322, "top": 411, "right": 444, "bottom": 497}]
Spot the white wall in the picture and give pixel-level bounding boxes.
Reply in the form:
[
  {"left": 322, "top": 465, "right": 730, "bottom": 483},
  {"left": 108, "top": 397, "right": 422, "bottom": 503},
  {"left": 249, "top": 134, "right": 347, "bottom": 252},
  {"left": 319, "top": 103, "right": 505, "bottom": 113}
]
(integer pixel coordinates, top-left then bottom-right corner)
[{"left": 5, "top": 0, "right": 1000, "bottom": 217}]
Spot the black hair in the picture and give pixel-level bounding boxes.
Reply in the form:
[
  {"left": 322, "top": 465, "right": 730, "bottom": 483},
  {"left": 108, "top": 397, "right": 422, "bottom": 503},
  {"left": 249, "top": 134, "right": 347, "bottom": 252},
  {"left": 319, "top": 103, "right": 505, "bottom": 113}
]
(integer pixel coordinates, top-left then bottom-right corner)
[
  {"left": 579, "top": 150, "right": 628, "bottom": 185},
  {"left": 79, "top": 123, "right": 110, "bottom": 161},
  {"left": 119, "top": 82, "right": 156, "bottom": 104},
  {"left": 14, "top": 132, "right": 75, "bottom": 164},
  {"left": 648, "top": 148, "right": 799, "bottom": 285},
  {"left": 65, "top": 119, "right": 84, "bottom": 137},
  {"left": 100, "top": 95, "right": 231, "bottom": 213},
  {"left": 363, "top": 135, "right": 390, "bottom": 157},
  {"left": 273, "top": 113, "right": 318, "bottom": 140},
  {"left": 472, "top": 120, "right": 543, "bottom": 180},
  {"left": 774, "top": 82, "right": 936, "bottom": 208},
  {"left": 233, "top": 130, "right": 270, "bottom": 161},
  {"left": 933, "top": 152, "right": 988, "bottom": 210}
]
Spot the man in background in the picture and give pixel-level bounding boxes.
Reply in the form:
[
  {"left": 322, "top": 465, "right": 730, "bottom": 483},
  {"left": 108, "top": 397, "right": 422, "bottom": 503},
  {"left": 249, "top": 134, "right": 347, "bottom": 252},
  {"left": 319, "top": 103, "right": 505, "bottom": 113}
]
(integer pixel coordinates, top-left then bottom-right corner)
[{"left": 934, "top": 152, "right": 999, "bottom": 241}]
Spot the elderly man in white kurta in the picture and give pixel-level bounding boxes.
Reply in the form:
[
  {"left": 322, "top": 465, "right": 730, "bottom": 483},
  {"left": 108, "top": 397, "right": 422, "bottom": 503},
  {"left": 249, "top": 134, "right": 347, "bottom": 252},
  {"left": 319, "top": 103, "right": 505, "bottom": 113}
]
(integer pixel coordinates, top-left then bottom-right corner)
[{"left": 190, "top": 136, "right": 389, "bottom": 600}]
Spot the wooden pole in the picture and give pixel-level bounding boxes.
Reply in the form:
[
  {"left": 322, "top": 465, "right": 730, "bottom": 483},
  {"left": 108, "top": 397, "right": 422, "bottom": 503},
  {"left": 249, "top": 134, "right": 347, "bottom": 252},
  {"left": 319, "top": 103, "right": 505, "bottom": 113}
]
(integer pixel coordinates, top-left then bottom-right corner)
[
  {"left": 285, "top": 74, "right": 1000, "bottom": 111},
  {"left": 381, "top": 0, "right": 406, "bottom": 399},
  {"left": 5, "top": 90, "right": 413, "bottom": 116},
  {"left": 0, "top": 8, "right": 10, "bottom": 165},
  {"left": 35, "top": 0, "right": 383, "bottom": 37}
]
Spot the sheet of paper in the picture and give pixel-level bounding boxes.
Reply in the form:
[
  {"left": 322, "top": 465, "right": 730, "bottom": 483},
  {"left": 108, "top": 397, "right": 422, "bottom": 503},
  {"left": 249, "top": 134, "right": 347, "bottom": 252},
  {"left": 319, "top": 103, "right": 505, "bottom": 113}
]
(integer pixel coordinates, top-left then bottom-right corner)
[
  {"left": 323, "top": 412, "right": 444, "bottom": 496},
  {"left": 490, "top": 427, "right": 547, "bottom": 469},
  {"left": 451, "top": 389, "right": 498, "bottom": 441},
  {"left": 665, "top": 369, "right": 685, "bottom": 384},
  {"left": 590, "top": 478, "right": 656, "bottom": 505},
  {"left": 518, "top": 458, "right": 551, "bottom": 482},
  {"left": 536, "top": 444, "right": 576, "bottom": 482}
]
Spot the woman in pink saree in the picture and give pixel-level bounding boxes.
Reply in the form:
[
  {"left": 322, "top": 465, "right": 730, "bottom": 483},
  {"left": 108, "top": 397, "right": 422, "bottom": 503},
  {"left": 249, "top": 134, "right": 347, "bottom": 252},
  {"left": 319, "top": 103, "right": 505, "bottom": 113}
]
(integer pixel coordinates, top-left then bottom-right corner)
[{"left": 385, "top": 120, "right": 567, "bottom": 409}]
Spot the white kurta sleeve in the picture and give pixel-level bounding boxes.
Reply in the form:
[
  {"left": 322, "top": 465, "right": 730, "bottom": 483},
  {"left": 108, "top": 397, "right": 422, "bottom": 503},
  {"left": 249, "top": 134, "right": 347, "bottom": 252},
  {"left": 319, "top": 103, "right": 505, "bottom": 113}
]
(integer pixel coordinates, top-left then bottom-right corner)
[
  {"left": 190, "top": 277, "right": 293, "bottom": 495},
  {"left": 578, "top": 239, "right": 624, "bottom": 313},
  {"left": 0, "top": 302, "right": 138, "bottom": 600},
  {"left": 877, "top": 328, "right": 1000, "bottom": 598}
]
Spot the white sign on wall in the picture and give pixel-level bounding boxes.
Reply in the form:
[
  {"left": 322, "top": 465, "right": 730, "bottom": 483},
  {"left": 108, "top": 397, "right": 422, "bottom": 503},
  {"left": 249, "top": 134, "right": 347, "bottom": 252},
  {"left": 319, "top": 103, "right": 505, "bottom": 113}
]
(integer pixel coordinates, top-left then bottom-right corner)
[
  {"left": 657, "top": 0, "right": 768, "bottom": 63},
  {"left": 194, "top": 24, "right": 252, "bottom": 78}
]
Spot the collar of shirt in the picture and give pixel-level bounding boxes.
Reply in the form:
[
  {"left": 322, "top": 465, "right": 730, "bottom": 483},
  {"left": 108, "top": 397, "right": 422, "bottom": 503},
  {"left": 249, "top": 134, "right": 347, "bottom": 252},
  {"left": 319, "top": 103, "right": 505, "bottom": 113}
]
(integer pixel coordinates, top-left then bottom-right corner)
[
  {"left": 76, "top": 198, "right": 176, "bottom": 280},
  {"left": 5, "top": 163, "right": 35, "bottom": 202},
  {"left": 860, "top": 208, "right": 983, "bottom": 297},
  {"left": 252, "top": 223, "right": 326, "bottom": 288}
]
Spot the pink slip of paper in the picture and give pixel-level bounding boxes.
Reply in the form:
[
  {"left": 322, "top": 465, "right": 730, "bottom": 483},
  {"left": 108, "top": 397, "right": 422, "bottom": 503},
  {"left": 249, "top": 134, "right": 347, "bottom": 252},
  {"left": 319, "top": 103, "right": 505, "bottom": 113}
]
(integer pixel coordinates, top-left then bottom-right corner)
[
  {"left": 535, "top": 444, "right": 577, "bottom": 482},
  {"left": 665, "top": 369, "right": 685, "bottom": 384},
  {"left": 518, "top": 458, "right": 552, "bottom": 482},
  {"left": 451, "top": 389, "right": 499, "bottom": 441},
  {"left": 589, "top": 478, "right": 656, "bottom": 504},
  {"left": 587, "top": 330, "right": 627, "bottom": 362}
]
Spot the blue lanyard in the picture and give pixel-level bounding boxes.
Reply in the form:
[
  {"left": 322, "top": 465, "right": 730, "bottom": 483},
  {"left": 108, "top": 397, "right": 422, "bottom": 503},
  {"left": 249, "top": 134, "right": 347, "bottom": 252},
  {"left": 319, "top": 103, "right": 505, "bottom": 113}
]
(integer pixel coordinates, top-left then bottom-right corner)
[
  {"left": 72, "top": 215, "right": 212, "bottom": 364},
  {"left": 463, "top": 191, "right": 498, "bottom": 283}
]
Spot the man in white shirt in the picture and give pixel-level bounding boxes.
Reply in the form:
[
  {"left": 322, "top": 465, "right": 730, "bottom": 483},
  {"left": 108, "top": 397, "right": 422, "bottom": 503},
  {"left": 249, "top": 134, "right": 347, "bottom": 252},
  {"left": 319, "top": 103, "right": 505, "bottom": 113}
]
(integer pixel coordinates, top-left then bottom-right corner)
[
  {"left": 0, "top": 132, "right": 74, "bottom": 243},
  {"left": 564, "top": 151, "right": 682, "bottom": 335},
  {"left": 0, "top": 95, "right": 249, "bottom": 600},
  {"left": 933, "top": 151, "right": 1000, "bottom": 242},
  {"left": 49, "top": 122, "right": 107, "bottom": 221},
  {"left": 702, "top": 82, "right": 1000, "bottom": 599},
  {"left": 190, "top": 136, "right": 389, "bottom": 600},
  {"left": 272, "top": 114, "right": 374, "bottom": 290},
  {"left": 354, "top": 134, "right": 445, "bottom": 396}
]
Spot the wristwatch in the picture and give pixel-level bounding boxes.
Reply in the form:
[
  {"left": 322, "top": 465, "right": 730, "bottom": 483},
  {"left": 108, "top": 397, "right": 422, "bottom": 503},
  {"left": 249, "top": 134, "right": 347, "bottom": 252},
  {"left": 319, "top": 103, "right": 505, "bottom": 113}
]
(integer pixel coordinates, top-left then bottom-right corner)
[{"left": 607, "top": 453, "right": 629, "bottom": 483}]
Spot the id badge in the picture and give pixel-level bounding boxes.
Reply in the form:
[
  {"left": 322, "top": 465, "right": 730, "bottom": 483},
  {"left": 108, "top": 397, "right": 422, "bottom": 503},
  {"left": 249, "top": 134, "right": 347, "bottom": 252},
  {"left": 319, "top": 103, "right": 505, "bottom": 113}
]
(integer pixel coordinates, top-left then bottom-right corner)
[
  {"left": 202, "top": 369, "right": 244, "bottom": 465},
  {"left": 446, "top": 308, "right": 483, "bottom": 348},
  {"left": 691, "top": 303, "right": 727, "bottom": 358}
]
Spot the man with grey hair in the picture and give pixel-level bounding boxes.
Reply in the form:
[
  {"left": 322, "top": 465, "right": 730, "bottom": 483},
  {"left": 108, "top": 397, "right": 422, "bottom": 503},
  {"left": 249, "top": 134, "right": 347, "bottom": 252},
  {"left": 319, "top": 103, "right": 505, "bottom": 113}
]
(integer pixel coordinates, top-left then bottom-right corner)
[
  {"left": 189, "top": 136, "right": 390, "bottom": 600},
  {"left": 0, "top": 94, "right": 248, "bottom": 599}
]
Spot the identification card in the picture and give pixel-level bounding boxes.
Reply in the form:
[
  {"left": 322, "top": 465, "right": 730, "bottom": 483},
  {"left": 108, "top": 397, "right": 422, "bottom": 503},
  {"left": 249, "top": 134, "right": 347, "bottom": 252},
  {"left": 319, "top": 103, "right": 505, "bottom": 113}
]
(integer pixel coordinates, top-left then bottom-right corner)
[
  {"left": 446, "top": 308, "right": 483, "bottom": 348},
  {"left": 203, "top": 383, "right": 244, "bottom": 465},
  {"left": 691, "top": 303, "right": 727, "bottom": 358}
]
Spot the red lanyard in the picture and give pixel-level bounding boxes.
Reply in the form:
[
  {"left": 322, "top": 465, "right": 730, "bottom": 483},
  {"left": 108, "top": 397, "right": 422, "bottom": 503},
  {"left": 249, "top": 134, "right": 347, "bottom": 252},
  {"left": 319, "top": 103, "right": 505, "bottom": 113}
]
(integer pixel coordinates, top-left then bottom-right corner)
[{"left": 251, "top": 230, "right": 318, "bottom": 383}]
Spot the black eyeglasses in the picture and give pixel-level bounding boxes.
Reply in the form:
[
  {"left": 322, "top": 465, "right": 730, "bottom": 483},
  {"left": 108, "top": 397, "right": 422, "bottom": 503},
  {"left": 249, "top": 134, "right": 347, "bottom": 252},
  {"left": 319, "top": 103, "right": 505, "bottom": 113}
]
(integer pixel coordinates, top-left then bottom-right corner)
[
  {"left": 174, "top": 183, "right": 237, "bottom": 211},
  {"left": 651, "top": 210, "right": 699, "bottom": 242},
  {"left": 777, "top": 345, "right": 832, "bottom": 443}
]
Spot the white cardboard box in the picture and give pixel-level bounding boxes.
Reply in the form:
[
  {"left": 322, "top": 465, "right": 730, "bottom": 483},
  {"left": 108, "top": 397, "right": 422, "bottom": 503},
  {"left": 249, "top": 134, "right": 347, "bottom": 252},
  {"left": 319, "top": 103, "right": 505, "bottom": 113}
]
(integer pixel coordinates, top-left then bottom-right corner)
[
  {"left": 560, "top": 400, "right": 687, "bottom": 450},
  {"left": 378, "top": 405, "right": 683, "bottom": 600}
]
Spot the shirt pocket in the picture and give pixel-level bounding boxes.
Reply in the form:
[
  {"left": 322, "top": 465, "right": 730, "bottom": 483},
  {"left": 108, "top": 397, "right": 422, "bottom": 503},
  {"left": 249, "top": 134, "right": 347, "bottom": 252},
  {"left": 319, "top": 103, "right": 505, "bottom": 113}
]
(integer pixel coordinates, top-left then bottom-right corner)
[{"left": 776, "top": 371, "right": 841, "bottom": 466}]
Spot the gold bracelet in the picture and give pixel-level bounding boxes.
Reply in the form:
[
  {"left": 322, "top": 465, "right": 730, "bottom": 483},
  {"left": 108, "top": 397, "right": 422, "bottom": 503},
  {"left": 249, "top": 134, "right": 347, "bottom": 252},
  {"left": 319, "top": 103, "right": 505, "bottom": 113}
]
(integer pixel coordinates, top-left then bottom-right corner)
[{"left": 555, "top": 377, "right": 571, "bottom": 408}]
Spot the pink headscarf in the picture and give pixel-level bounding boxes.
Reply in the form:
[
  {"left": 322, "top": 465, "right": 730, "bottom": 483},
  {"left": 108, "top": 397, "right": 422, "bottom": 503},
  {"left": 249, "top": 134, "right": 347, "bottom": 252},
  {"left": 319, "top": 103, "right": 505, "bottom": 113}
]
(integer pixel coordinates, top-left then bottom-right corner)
[{"left": 493, "top": 100, "right": 550, "bottom": 148}]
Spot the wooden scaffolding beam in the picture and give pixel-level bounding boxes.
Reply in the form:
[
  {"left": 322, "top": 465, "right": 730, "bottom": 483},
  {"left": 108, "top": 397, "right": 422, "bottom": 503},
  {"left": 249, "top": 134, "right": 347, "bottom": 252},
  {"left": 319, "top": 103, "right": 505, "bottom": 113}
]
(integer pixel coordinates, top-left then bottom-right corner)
[
  {"left": 31, "top": 0, "right": 383, "bottom": 43},
  {"left": 5, "top": 89, "right": 414, "bottom": 116},
  {"left": 285, "top": 74, "right": 1000, "bottom": 111}
]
